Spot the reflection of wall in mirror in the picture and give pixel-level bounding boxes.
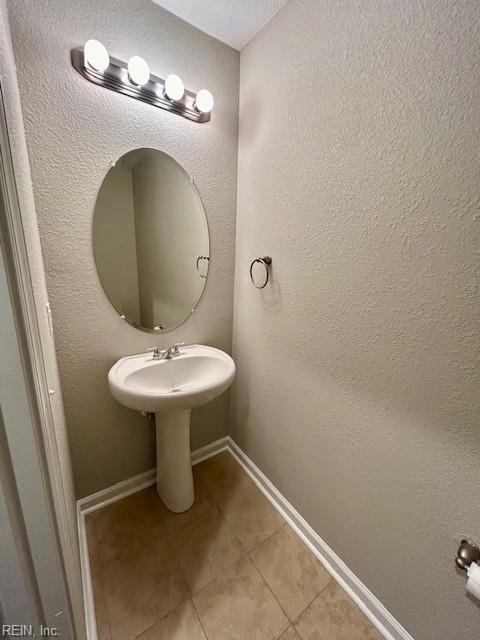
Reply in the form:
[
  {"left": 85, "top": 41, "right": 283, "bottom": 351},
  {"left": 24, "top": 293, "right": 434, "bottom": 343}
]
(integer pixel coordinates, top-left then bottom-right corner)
[
  {"left": 92, "top": 163, "right": 141, "bottom": 324},
  {"left": 132, "top": 152, "right": 208, "bottom": 330}
]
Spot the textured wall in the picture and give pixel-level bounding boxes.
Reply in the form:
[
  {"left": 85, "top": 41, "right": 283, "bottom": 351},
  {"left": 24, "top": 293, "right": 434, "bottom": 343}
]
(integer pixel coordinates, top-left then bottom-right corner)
[
  {"left": 232, "top": 1, "right": 480, "bottom": 639},
  {"left": 7, "top": 0, "right": 239, "bottom": 498}
]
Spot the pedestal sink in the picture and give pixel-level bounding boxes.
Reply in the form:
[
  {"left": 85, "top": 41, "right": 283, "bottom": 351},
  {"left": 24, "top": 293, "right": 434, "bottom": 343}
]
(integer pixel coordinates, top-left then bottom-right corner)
[{"left": 108, "top": 345, "right": 235, "bottom": 513}]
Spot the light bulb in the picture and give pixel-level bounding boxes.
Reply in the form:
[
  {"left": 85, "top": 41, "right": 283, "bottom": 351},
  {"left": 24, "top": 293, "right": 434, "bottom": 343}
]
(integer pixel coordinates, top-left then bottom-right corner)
[
  {"left": 84, "top": 39, "right": 110, "bottom": 73},
  {"left": 164, "top": 74, "right": 185, "bottom": 101},
  {"left": 195, "top": 89, "right": 214, "bottom": 114},
  {"left": 128, "top": 56, "right": 150, "bottom": 86}
]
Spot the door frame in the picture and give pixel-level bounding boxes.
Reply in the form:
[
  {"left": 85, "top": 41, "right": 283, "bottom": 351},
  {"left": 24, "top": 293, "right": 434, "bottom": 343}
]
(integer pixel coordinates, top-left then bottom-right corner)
[{"left": 0, "top": 82, "right": 84, "bottom": 638}]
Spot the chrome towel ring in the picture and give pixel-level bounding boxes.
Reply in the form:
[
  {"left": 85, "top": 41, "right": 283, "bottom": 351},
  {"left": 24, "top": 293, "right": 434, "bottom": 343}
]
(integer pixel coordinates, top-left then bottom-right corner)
[
  {"left": 250, "top": 256, "right": 272, "bottom": 289},
  {"left": 196, "top": 255, "right": 209, "bottom": 279}
]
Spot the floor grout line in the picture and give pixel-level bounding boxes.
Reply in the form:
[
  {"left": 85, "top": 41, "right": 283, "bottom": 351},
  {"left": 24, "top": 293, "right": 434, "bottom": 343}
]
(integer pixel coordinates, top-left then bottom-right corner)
[
  {"left": 247, "top": 542, "right": 333, "bottom": 640},
  {"left": 247, "top": 519, "right": 288, "bottom": 554},
  {"left": 239, "top": 468, "right": 336, "bottom": 633},
  {"left": 167, "top": 472, "right": 250, "bottom": 600},
  {"left": 246, "top": 551, "right": 291, "bottom": 639},
  {"left": 133, "top": 598, "right": 199, "bottom": 640},
  {"left": 191, "top": 595, "right": 210, "bottom": 640},
  {"left": 291, "top": 578, "right": 333, "bottom": 628}
]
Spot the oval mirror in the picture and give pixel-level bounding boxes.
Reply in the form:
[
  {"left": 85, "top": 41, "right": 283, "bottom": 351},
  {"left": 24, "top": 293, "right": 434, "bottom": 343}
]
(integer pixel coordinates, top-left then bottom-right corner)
[{"left": 93, "top": 148, "right": 209, "bottom": 333}]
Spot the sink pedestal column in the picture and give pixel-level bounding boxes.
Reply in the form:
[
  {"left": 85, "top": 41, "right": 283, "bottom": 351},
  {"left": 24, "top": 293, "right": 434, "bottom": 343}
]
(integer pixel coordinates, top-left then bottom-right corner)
[{"left": 155, "top": 409, "right": 194, "bottom": 513}]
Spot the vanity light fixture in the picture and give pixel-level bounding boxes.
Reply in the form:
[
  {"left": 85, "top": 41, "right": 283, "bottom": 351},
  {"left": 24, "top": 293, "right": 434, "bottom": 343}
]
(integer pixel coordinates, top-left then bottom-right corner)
[
  {"left": 195, "top": 89, "right": 214, "bottom": 114},
  {"left": 127, "top": 56, "right": 150, "bottom": 86},
  {"left": 71, "top": 42, "right": 213, "bottom": 123},
  {"left": 84, "top": 39, "right": 110, "bottom": 73},
  {"left": 164, "top": 74, "right": 185, "bottom": 101}
]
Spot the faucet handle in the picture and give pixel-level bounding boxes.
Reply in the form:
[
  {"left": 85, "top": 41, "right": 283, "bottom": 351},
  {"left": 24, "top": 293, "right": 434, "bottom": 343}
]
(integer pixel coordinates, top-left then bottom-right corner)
[
  {"left": 169, "top": 342, "right": 185, "bottom": 355},
  {"left": 146, "top": 346, "right": 166, "bottom": 358}
]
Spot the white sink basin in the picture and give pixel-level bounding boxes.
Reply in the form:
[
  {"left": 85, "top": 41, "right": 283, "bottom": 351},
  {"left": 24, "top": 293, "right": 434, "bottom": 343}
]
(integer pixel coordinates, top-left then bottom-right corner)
[
  {"left": 108, "top": 344, "right": 235, "bottom": 513},
  {"left": 108, "top": 344, "right": 235, "bottom": 412}
]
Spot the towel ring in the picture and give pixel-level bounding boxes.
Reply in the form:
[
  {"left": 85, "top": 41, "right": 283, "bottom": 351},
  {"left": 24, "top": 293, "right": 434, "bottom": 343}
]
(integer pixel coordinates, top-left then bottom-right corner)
[
  {"left": 196, "top": 255, "right": 209, "bottom": 279},
  {"left": 250, "top": 256, "right": 272, "bottom": 289}
]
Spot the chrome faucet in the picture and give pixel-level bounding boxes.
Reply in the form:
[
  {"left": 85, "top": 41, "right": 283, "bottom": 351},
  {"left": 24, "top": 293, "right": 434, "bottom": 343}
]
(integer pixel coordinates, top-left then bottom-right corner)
[{"left": 147, "top": 342, "right": 184, "bottom": 360}]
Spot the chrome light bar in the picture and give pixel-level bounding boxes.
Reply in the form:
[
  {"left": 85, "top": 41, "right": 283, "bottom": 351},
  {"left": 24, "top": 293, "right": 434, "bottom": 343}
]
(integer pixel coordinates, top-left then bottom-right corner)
[{"left": 71, "top": 47, "right": 211, "bottom": 124}]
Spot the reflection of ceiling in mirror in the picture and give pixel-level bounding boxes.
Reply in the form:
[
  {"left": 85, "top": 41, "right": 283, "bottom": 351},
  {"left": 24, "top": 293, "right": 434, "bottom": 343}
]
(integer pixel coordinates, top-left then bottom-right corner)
[{"left": 121, "top": 149, "right": 147, "bottom": 169}]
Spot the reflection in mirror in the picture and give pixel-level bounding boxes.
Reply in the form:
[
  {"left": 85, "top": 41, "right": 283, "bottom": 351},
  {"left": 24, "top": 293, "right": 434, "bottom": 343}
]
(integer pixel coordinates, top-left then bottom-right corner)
[{"left": 93, "top": 148, "right": 209, "bottom": 333}]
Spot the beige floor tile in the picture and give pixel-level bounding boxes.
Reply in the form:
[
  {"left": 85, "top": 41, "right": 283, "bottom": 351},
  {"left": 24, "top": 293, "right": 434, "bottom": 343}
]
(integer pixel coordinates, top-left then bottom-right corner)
[
  {"left": 294, "top": 582, "right": 383, "bottom": 640},
  {"left": 194, "top": 557, "right": 289, "bottom": 640},
  {"left": 160, "top": 478, "right": 215, "bottom": 534},
  {"left": 173, "top": 505, "right": 245, "bottom": 593},
  {"left": 251, "top": 526, "right": 331, "bottom": 620},
  {"left": 279, "top": 627, "right": 301, "bottom": 640},
  {"left": 86, "top": 487, "right": 168, "bottom": 566},
  {"left": 102, "top": 536, "right": 188, "bottom": 640},
  {"left": 220, "top": 482, "right": 285, "bottom": 551},
  {"left": 136, "top": 600, "right": 206, "bottom": 640},
  {"left": 194, "top": 452, "right": 254, "bottom": 506},
  {"left": 194, "top": 451, "right": 241, "bottom": 482}
]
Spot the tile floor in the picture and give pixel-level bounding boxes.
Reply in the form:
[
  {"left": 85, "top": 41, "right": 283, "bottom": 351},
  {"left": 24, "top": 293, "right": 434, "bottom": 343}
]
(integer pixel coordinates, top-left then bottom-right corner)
[{"left": 86, "top": 451, "right": 383, "bottom": 640}]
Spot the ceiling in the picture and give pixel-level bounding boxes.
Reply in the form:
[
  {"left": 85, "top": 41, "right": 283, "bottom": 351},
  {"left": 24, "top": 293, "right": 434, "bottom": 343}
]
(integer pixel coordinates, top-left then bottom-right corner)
[{"left": 151, "top": 0, "right": 289, "bottom": 51}]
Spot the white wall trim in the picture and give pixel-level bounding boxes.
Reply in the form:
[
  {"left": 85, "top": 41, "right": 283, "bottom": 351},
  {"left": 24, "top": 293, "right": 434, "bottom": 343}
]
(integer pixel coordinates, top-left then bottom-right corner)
[
  {"left": 77, "top": 435, "right": 413, "bottom": 640},
  {"left": 76, "top": 503, "right": 97, "bottom": 640},
  {"left": 190, "top": 436, "right": 230, "bottom": 465},
  {"left": 77, "top": 468, "right": 156, "bottom": 517}
]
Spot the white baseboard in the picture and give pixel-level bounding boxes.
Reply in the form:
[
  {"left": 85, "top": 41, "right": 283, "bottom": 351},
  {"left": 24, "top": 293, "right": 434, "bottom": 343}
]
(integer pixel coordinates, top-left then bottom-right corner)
[
  {"left": 190, "top": 436, "right": 230, "bottom": 465},
  {"left": 77, "top": 435, "right": 413, "bottom": 640}
]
